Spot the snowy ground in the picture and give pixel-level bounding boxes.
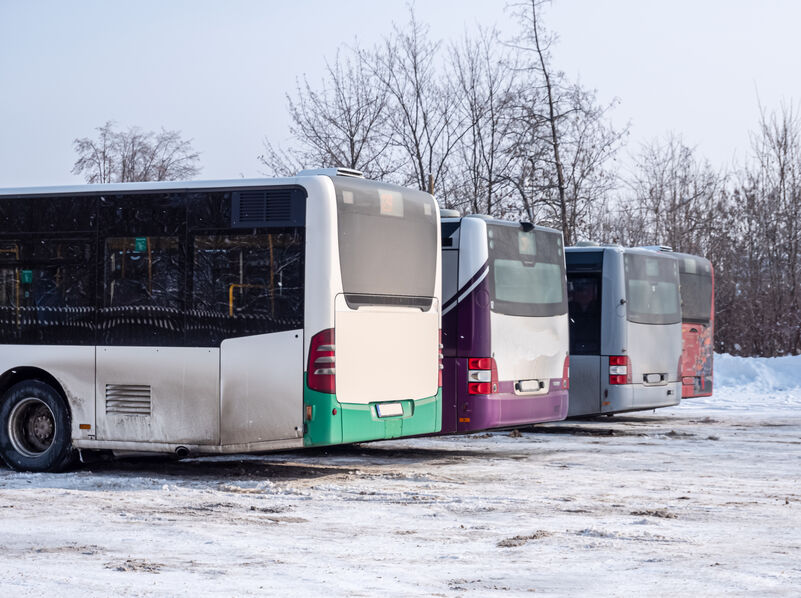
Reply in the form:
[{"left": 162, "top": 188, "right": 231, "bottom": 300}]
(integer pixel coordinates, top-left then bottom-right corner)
[{"left": 1, "top": 354, "right": 800, "bottom": 596}]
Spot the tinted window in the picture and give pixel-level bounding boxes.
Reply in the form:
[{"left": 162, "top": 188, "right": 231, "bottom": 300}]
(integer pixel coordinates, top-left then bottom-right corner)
[
  {"left": 487, "top": 224, "right": 567, "bottom": 317},
  {"left": 679, "top": 257, "right": 713, "bottom": 323},
  {"left": 568, "top": 274, "right": 602, "bottom": 354},
  {"left": 0, "top": 196, "right": 96, "bottom": 232},
  {"left": 624, "top": 253, "right": 681, "bottom": 325},
  {"left": 99, "top": 193, "right": 186, "bottom": 345},
  {"left": 0, "top": 238, "right": 95, "bottom": 344},
  {"left": 187, "top": 191, "right": 232, "bottom": 229},
  {"left": 100, "top": 236, "right": 184, "bottom": 345},
  {"left": 335, "top": 178, "right": 437, "bottom": 301},
  {"left": 188, "top": 231, "right": 304, "bottom": 345}
]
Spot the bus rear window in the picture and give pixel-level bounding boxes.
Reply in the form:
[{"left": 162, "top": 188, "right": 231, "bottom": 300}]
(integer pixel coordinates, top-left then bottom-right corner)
[
  {"left": 679, "top": 257, "right": 713, "bottom": 323},
  {"left": 624, "top": 253, "right": 681, "bottom": 325},
  {"left": 334, "top": 178, "right": 437, "bottom": 301},
  {"left": 488, "top": 224, "right": 567, "bottom": 317}
]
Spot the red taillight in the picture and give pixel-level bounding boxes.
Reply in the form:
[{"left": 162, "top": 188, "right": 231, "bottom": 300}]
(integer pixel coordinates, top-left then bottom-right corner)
[
  {"left": 562, "top": 355, "right": 570, "bottom": 390},
  {"left": 307, "top": 328, "right": 335, "bottom": 394},
  {"left": 467, "top": 357, "right": 498, "bottom": 394},
  {"left": 438, "top": 329, "right": 443, "bottom": 387},
  {"left": 608, "top": 355, "right": 631, "bottom": 385}
]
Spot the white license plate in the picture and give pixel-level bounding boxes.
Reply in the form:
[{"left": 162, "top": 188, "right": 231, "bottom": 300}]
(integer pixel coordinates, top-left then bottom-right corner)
[
  {"left": 517, "top": 379, "right": 543, "bottom": 392},
  {"left": 645, "top": 373, "right": 664, "bottom": 384},
  {"left": 376, "top": 403, "right": 404, "bottom": 417}
]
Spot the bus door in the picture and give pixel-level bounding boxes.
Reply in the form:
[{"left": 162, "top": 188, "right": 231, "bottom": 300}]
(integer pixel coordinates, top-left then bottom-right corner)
[{"left": 566, "top": 270, "right": 603, "bottom": 417}]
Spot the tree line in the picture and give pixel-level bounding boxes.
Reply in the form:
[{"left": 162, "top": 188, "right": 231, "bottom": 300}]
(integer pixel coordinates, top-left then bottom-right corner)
[
  {"left": 257, "top": 2, "right": 801, "bottom": 357},
  {"left": 72, "top": 2, "right": 801, "bottom": 357}
]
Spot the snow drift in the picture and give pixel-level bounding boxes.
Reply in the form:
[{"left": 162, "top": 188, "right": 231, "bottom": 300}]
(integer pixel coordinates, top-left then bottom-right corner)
[{"left": 687, "top": 353, "right": 801, "bottom": 411}]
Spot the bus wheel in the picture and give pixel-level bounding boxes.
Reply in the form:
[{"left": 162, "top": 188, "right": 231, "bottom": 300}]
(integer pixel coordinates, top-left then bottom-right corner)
[{"left": 0, "top": 381, "right": 74, "bottom": 472}]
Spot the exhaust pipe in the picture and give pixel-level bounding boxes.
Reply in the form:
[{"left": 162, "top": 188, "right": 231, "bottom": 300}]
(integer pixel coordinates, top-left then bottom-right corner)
[{"left": 175, "top": 446, "right": 190, "bottom": 459}]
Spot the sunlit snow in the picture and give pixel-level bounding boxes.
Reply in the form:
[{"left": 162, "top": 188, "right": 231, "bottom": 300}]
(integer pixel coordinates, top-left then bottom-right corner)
[{"left": 1, "top": 354, "right": 799, "bottom": 596}]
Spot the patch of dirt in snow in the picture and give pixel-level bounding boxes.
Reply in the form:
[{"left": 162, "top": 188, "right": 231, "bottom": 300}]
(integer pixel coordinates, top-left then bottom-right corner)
[
  {"left": 630, "top": 509, "right": 678, "bottom": 519},
  {"left": 104, "top": 559, "right": 163, "bottom": 573},
  {"left": 34, "top": 544, "right": 103, "bottom": 555},
  {"left": 529, "top": 425, "right": 647, "bottom": 437},
  {"left": 497, "top": 531, "right": 551, "bottom": 547}
]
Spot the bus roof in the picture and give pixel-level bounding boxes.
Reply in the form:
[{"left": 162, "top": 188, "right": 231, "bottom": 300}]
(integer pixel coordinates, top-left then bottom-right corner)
[
  {"left": 0, "top": 174, "right": 406, "bottom": 198},
  {"left": 441, "top": 214, "right": 561, "bottom": 236}
]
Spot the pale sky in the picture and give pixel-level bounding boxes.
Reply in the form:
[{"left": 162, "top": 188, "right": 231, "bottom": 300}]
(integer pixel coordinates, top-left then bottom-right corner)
[{"left": 1, "top": 0, "right": 799, "bottom": 188}]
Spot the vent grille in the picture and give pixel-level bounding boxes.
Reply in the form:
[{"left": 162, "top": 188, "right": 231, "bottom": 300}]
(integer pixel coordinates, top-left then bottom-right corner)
[
  {"left": 231, "top": 187, "right": 306, "bottom": 228},
  {"left": 105, "top": 384, "right": 151, "bottom": 416}
]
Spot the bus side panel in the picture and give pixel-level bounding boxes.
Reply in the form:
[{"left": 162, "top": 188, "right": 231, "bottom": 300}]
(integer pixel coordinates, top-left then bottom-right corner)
[
  {"left": 566, "top": 355, "right": 602, "bottom": 417},
  {"left": 0, "top": 345, "right": 95, "bottom": 442},
  {"left": 96, "top": 346, "right": 219, "bottom": 444},
  {"left": 220, "top": 330, "right": 303, "bottom": 445}
]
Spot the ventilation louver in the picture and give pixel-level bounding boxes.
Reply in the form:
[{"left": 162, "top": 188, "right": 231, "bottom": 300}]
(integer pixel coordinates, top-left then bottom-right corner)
[
  {"left": 231, "top": 187, "right": 306, "bottom": 228},
  {"left": 105, "top": 384, "right": 152, "bottom": 416}
]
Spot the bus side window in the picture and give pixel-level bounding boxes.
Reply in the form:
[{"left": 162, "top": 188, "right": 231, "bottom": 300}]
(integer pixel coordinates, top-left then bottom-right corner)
[
  {"left": 100, "top": 236, "right": 183, "bottom": 345},
  {"left": 189, "top": 231, "right": 304, "bottom": 346},
  {"left": 0, "top": 239, "right": 94, "bottom": 345}
]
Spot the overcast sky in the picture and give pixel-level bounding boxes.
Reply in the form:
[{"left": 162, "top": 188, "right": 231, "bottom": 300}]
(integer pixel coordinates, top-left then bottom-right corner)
[{"left": 1, "top": 0, "right": 800, "bottom": 188}]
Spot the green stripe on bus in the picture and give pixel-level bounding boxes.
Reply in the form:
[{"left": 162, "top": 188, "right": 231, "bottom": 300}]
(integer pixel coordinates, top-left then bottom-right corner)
[{"left": 303, "top": 382, "right": 442, "bottom": 447}]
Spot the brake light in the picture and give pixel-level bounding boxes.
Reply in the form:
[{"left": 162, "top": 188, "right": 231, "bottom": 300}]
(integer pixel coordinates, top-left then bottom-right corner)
[
  {"left": 609, "top": 355, "right": 631, "bottom": 385},
  {"left": 562, "top": 355, "right": 570, "bottom": 390},
  {"left": 468, "top": 357, "right": 498, "bottom": 394},
  {"left": 307, "top": 328, "right": 335, "bottom": 393}
]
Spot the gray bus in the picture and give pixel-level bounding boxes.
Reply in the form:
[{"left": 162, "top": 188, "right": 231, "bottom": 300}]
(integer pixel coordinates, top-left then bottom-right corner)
[{"left": 566, "top": 245, "right": 682, "bottom": 417}]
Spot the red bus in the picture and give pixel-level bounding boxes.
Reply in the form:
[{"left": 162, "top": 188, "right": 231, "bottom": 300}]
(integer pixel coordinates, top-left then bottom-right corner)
[{"left": 675, "top": 252, "right": 714, "bottom": 398}]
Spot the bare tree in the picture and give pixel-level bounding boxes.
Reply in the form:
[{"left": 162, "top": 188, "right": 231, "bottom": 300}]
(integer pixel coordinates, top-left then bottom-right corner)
[
  {"left": 506, "top": 1, "right": 625, "bottom": 241},
  {"left": 736, "top": 102, "right": 801, "bottom": 355},
  {"left": 72, "top": 121, "right": 201, "bottom": 183},
  {"left": 447, "top": 28, "right": 520, "bottom": 216},
  {"left": 362, "top": 10, "right": 473, "bottom": 196},
  {"left": 616, "top": 134, "right": 722, "bottom": 252},
  {"left": 259, "top": 51, "right": 395, "bottom": 179}
]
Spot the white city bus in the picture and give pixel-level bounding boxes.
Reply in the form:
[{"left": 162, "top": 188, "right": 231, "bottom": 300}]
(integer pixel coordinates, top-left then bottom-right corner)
[{"left": 0, "top": 168, "right": 442, "bottom": 472}]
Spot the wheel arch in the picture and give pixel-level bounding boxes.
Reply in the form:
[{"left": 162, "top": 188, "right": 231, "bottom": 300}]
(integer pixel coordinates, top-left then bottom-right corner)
[{"left": 0, "top": 366, "right": 70, "bottom": 410}]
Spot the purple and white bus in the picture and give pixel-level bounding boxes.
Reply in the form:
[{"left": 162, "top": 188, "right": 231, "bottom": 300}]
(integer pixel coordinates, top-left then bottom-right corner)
[{"left": 439, "top": 213, "right": 570, "bottom": 433}]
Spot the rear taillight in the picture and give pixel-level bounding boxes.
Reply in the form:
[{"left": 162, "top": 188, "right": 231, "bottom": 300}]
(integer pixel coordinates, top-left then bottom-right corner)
[
  {"left": 562, "top": 355, "right": 570, "bottom": 390},
  {"left": 438, "top": 329, "right": 444, "bottom": 387},
  {"left": 468, "top": 357, "right": 498, "bottom": 394},
  {"left": 608, "top": 355, "right": 631, "bottom": 385},
  {"left": 307, "top": 328, "right": 335, "bottom": 393}
]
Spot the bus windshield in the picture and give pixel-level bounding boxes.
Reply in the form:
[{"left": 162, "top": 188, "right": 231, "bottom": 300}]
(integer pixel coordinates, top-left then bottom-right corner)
[
  {"left": 679, "top": 257, "right": 713, "bottom": 323},
  {"left": 624, "top": 253, "right": 681, "bottom": 325},
  {"left": 488, "top": 224, "right": 567, "bottom": 317},
  {"left": 334, "top": 178, "right": 437, "bottom": 300}
]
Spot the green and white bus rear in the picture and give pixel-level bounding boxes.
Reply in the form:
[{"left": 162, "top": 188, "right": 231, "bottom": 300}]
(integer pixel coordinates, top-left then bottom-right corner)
[{"left": 0, "top": 168, "right": 442, "bottom": 472}]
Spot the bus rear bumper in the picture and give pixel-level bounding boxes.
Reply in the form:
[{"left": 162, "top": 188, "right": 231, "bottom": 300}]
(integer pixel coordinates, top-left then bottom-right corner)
[
  {"left": 303, "top": 387, "right": 442, "bottom": 447},
  {"left": 450, "top": 388, "right": 569, "bottom": 434},
  {"left": 601, "top": 382, "right": 681, "bottom": 414}
]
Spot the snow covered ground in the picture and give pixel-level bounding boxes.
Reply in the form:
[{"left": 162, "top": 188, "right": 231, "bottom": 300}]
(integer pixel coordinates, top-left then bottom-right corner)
[{"left": 1, "top": 354, "right": 800, "bottom": 596}]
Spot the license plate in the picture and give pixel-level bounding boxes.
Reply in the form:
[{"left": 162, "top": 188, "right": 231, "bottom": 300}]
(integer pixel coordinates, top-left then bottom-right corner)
[
  {"left": 645, "top": 373, "right": 664, "bottom": 384},
  {"left": 517, "top": 379, "right": 543, "bottom": 393},
  {"left": 376, "top": 403, "right": 404, "bottom": 417}
]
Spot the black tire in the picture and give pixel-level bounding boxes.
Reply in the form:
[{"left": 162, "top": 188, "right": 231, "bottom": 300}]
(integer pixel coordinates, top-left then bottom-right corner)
[{"left": 0, "top": 380, "right": 74, "bottom": 472}]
